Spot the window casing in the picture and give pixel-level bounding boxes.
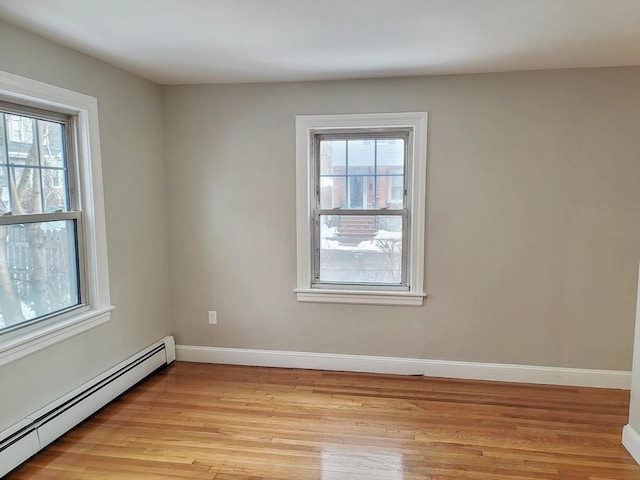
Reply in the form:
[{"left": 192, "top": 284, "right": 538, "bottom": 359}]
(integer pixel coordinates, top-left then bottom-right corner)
[
  {"left": 0, "top": 70, "right": 113, "bottom": 366},
  {"left": 295, "top": 113, "right": 427, "bottom": 306}
]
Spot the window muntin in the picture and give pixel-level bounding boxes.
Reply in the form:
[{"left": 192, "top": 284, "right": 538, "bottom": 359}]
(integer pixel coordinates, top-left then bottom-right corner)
[
  {"left": 0, "top": 104, "right": 84, "bottom": 332},
  {"left": 312, "top": 133, "right": 409, "bottom": 288}
]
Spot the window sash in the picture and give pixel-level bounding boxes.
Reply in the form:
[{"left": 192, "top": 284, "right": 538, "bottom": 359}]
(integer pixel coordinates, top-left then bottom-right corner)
[
  {"left": 314, "top": 132, "right": 409, "bottom": 209},
  {"left": 0, "top": 216, "right": 86, "bottom": 333},
  {"left": 0, "top": 211, "right": 86, "bottom": 332},
  {"left": 0, "top": 101, "right": 78, "bottom": 215},
  {"left": 312, "top": 208, "right": 409, "bottom": 288}
]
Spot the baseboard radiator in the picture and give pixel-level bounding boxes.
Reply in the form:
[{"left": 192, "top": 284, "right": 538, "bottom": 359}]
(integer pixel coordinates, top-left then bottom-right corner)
[{"left": 0, "top": 335, "right": 176, "bottom": 477}]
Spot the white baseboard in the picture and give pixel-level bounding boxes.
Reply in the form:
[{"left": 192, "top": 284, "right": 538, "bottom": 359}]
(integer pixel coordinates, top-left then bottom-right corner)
[
  {"left": 423, "top": 358, "right": 631, "bottom": 389},
  {"left": 623, "top": 425, "right": 640, "bottom": 464},
  {"left": 175, "top": 345, "right": 631, "bottom": 389},
  {"left": 176, "top": 345, "right": 425, "bottom": 375}
]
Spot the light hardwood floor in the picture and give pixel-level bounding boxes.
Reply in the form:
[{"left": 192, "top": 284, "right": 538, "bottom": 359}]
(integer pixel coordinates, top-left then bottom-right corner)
[{"left": 7, "top": 362, "right": 640, "bottom": 479}]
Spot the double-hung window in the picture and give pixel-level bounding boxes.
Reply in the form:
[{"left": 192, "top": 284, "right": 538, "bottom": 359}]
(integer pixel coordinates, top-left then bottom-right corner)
[
  {"left": 295, "top": 113, "right": 427, "bottom": 306},
  {"left": 0, "top": 71, "right": 112, "bottom": 366},
  {"left": 0, "top": 102, "right": 82, "bottom": 329}
]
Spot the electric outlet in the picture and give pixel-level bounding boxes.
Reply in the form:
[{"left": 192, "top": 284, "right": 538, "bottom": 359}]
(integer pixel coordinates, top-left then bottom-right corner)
[{"left": 208, "top": 311, "right": 217, "bottom": 325}]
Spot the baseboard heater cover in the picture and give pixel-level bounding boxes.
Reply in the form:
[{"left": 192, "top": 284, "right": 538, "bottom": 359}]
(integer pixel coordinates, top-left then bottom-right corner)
[{"left": 0, "top": 335, "right": 176, "bottom": 477}]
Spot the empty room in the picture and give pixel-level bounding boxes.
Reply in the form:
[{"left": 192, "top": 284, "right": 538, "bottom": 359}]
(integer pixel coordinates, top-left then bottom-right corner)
[{"left": 0, "top": 0, "right": 639, "bottom": 479}]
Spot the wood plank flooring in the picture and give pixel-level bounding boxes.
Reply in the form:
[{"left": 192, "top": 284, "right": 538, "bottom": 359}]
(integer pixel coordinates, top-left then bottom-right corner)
[{"left": 7, "top": 362, "right": 639, "bottom": 479}]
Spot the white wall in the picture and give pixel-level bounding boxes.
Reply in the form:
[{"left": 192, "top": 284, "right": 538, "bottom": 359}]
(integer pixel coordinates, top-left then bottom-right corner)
[
  {"left": 163, "top": 67, "right": 640, "bottom": 371},
  {"left": 0, "top": 22, "right": 171, "bottom": 431}
]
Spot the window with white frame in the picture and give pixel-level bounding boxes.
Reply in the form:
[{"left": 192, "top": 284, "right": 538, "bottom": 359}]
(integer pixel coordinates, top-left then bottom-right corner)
[
  {"left": 0, "top": 71, "right": 112, "bottom": 366},
  {"left": 295, "top": 112, "right": 427, "bottom": 306},
  {"left": 0, "top": 102, "right": 82, "bottom": 330}
]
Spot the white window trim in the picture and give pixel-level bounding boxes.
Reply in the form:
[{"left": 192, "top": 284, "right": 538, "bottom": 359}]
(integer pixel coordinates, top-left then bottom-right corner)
[
  {"left": 0, "top": 70, "right": 113, "bottom": 366},
  {"left": 295, "top": 112, "right": 427, "bottom": 306}
]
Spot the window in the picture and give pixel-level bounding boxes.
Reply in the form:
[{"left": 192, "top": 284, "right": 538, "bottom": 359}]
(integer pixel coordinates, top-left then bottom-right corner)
[
  {"left": 0, "top": 71, "right": 112, "bottom": 366},
  {"left": 0, "top": 104, "right": 81, "bottom": 330},
  {"left": 295, "top": 113, "right": 427, "bottom": 306}
]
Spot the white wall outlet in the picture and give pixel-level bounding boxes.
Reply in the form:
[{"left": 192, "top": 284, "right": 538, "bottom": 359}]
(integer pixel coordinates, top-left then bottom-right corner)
[{"left": 208, "top": 311, "right": 217, "bottom": 325}]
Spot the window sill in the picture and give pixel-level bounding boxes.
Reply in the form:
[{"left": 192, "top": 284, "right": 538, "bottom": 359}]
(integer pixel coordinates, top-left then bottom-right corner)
[
  {"left": 0, "top": 306, "right": 115, "bottom": 367},
  {"left": 294, "top": 289, "right": 425, "bottom": 306}
]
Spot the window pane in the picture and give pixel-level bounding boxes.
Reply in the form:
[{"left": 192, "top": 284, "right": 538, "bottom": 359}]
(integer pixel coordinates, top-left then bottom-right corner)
[
  {"left": 0, "top": 114, "right": 6, "bottom": 165},
  {"left": 318, "top": 215, "right": 403, "bottom": 284},
  {"left": 0, "top": 167, "right": 9, "bottom": 214},
  {"left": 0, "top": 220, "right": 79, "bottom": 330},
  {"left": 347, "top": 175, "right": 375, "bottom": 209},
  {"left": 319, "top": 176, "right": 346, "bottom": 209},
  {"left": 319, "top": 140, "right": 346, "bottom": 175},
  {"left": 376, "top": 138, "right": 404, "bottom": 175},
  {"left": 9, "top": 166, "right": 43, "bottom": 213},
  {"left": 347, "top": 139, "right": 375, "bottom": 175},
  {"left": 6, "top": 114, "right": 35, "bottom": 166},
  {"left": 377, "top": 175, "right": 404, "bottom": 209},
  {"left": 38, "top": 120, "right": 65, "bottom": 169},
  {"left": 42, "top": 168, "right": 68, "bottom": 211}
]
